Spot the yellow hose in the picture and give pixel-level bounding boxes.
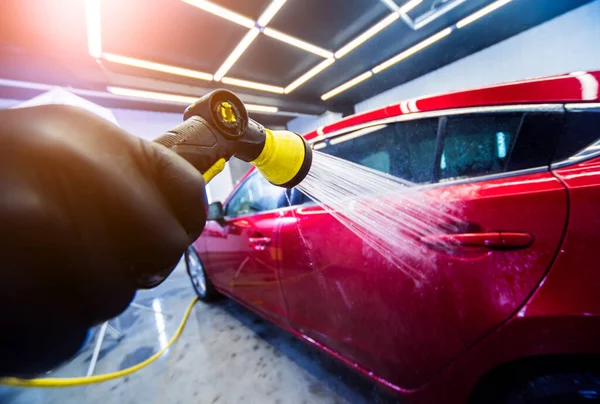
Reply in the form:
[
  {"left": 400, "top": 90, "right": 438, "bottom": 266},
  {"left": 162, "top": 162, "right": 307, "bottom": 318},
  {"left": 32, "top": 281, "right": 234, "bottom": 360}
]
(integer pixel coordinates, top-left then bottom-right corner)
[{"left": 0, "top": 296, "right": 199, "bottom": 388}]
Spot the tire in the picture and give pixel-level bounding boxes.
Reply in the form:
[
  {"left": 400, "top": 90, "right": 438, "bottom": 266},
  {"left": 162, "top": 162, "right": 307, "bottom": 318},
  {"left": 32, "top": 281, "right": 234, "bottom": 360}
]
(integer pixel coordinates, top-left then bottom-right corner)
[
  {"left": 472, "top": 371, "right": 600, "bottom": 403},
  {"left": 185, "top": 246, "right": 219, "bottom": 301}
]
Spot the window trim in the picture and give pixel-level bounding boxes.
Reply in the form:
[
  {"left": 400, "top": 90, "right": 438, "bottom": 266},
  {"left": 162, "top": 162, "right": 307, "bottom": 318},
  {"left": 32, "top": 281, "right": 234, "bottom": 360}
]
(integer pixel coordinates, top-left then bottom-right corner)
[
  {"left": 310, "top": 104, "right": 564, "bottom": 144},
  {"left": 426, "top": 166, "right": 549, "bottom": 189},
  {"left": 431, "top": 117, "right": 446, "bottom": 183}
]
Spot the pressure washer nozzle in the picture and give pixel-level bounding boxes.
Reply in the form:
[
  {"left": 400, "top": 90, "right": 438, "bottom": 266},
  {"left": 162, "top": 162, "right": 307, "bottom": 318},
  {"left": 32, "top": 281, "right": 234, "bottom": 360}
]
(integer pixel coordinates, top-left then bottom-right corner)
[{"left": 154, "top": 89, "right": 312, "bottom": 188}]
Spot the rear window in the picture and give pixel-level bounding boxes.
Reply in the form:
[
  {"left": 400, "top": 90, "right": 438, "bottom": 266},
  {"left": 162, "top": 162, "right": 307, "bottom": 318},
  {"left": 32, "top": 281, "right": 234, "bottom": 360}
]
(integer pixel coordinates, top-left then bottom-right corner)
[
  {"left": 553, "top": 109, "right": 600, "bottom": 162},
  {"left": 316, "top": 119, "right": 439, "bottom": 184}
]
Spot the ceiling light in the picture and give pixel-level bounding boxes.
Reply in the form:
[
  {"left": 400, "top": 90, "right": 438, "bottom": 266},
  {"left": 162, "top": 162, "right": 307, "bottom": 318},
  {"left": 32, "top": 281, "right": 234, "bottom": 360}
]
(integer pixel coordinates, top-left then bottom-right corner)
[
  {"left": 107, "top": 87, "right": 199, "bottom": 104},
  {"left": 284, "top": 58, "right": 335, "bottom": 94},
  {"left": 257, "top": 0, "right": 287, "bottom": 27},
  {"left": 263, "top": 28, "right": 333, "bottom": 58},
  {"left": 214, "top": 28, "right": 260, "bottom": 81},
  {"left": 321, "top": 71, "right": 373, "bottom": 101},
  {"left": 456, "top": 0, "right": 512, "bottom": 28},
  {"left": 372, "top": 27, "right": 452, "bottom": 73},
  {"left": 103, "top": 53, "right": 213, "bottom": 81},
  {"left": 329, "top": 124, "right": 388, "bottom": 145},
  {"left": 398, "top": 0, "right": 423, "bottom": 14},
  {"left": 85, "top": 0, "right": 102, "bottom": 58},
  {"left": 335, "top": 13, "right": 399, "bottom": 59},
  {"left": 313, "top": 142, "right": 327, "bottom": 150},
  {"left": 381, "top": 0, "right": 400, "bottom": 11},
  {"left": 245, "top": 104, "right": 279, "bottom": 113},
  {"left": 413, "top": 0, "right": 465, "bottom": 29},
  {"left": 107, "top": 86, "right": 278, "bottom": 113},
  {"left": 221, "top": 77, "right": 284, "bottom": 93},
  {"left": 181, "top": 0, "right": 255, "bottom": 28}
]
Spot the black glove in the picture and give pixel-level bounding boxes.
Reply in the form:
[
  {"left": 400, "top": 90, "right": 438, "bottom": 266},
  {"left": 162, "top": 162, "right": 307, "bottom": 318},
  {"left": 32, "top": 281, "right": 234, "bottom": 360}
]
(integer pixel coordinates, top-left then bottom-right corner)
[{"left": 0, "top": 105, "right": 207, "bottom": 376}]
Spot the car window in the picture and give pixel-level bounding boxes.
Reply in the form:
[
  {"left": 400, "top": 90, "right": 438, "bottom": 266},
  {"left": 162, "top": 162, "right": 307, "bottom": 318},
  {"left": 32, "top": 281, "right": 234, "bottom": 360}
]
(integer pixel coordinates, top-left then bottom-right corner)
[
  {"left": 440, "top": 114, "right": 522, "bottom": 181},
  {"left": 507, "top": 112, "right": 563, "bottom": 171},
  {"left": 226, "top": 173, "right": 286, "bottom": 217},
  {"left": 316, "top": 119, "right": 439, "bottom": 184},
  {"left": 553, "top": 109, "right": 600, "bottom": 162}
]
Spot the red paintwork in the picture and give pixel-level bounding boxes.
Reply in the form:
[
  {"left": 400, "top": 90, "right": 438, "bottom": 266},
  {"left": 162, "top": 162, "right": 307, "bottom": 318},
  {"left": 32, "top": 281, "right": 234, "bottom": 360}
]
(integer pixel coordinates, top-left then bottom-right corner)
[
  {"left": 304, "top": 71, "right": 600, "bottom": 140},
  {"left": 193, "top": 71, "right": 600, "bottom": 403}
]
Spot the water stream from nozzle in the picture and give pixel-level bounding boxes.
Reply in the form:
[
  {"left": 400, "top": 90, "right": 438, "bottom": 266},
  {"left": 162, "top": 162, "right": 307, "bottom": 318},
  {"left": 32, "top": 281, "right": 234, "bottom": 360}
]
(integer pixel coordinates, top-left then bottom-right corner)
[{"left": 295, "top": 151, "right": 463, "bottom": 280}]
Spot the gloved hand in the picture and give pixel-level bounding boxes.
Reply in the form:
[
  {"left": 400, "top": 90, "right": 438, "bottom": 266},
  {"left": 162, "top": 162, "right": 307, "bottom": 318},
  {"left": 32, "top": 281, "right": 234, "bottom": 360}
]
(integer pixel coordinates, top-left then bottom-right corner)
[{"left": 0, "top": 105, "right": 207, "bottom": 376}]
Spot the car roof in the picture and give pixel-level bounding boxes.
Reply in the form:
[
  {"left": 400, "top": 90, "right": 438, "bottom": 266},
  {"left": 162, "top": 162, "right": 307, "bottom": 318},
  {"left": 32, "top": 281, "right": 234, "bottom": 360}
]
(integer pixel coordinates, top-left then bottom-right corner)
[{"left": 303, "top": 70, "right": 600, "bottom": 140}]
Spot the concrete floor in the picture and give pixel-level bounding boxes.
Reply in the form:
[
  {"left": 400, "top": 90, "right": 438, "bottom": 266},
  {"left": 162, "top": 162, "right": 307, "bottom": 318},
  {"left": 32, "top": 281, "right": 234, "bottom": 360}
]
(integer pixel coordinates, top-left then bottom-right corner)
[{"left": 0, "top": 260, "right": 399, "bottom": 404}]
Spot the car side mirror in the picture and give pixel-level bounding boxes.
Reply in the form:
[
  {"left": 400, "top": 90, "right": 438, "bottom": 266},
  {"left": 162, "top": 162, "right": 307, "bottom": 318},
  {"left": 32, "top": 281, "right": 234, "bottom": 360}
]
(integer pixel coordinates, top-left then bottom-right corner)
[{"left": 207, "top": 201, "right": 224, "bottom": 221}]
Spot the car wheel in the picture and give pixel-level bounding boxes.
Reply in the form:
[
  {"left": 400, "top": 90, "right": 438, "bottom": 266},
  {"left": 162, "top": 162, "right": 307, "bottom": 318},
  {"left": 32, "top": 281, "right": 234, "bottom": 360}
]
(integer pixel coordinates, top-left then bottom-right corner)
[
  {"left": 473, "top": 372, "right": 600, "bottom": 403},
  {"left": 185, "top": 246, "right": 219, "bottom": 301}
]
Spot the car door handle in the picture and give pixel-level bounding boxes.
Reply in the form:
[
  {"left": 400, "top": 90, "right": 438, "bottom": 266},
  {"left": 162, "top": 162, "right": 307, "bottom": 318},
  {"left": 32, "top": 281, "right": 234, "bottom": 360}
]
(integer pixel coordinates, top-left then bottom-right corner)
[
  {"left": 249, "top": 236, "right": 271, "bottom": 251},
  {"left": 420, "top": 232, "right": 533, "bottom": 250}
]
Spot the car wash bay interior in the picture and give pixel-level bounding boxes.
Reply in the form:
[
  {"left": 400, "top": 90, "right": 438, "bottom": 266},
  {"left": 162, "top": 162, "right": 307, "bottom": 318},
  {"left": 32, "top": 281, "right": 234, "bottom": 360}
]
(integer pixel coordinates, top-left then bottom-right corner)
[{"left": 1, "top": 0, "right": 600, "bottom": 403}]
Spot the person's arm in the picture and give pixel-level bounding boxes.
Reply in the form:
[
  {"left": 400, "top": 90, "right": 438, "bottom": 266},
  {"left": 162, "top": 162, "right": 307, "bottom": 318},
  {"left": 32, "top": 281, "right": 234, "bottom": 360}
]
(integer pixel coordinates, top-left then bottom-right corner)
[{"left": 0, "top": 105, "right": 207, "bottom": 376}]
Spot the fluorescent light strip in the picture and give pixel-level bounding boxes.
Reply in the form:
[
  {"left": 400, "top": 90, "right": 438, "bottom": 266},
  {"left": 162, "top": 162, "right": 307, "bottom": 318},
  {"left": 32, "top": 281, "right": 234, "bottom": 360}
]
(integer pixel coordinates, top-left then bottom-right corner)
[
  {"left": 329, "top": 124, "right": 388, "bottom": 145},
  {"left": 106, "top": 86, "right": 278, "bottom": 113},
  {"left": 221, "top": 77, "right": 284, "bottom": 94},
  {"left": 257, "top": 0, "right": 287, "bottom": 27},
  {"left": 335, "top": 13, "right": 399, "bottom": 59},
  {"left": 214, "top": 27, "right": 260, "bottom": 81},
  {"left": 263, "top": 28, "right": 333, "bottom": 58},
  {"left": 85, "top": 0, "right": 102, "bottom": 58},
  {"left": 245, "top": 104, "right": 279, "bottom": 113},
  {"left": 413, "top": 0, "right": 465, "bottom": 29},
  {"left": 456, "top": 0, "right": 512, "bottom": 28},
  {"left": 0, "top": 78, "right": 288, "bottom": 114},
  {"left": 292, "top": 0, "right": 423, "bottom": 91},
  {"left": 313, "top": 142, "right": 327, "bottom": 150},
  {"left": 381, "top": 0, "right": 400, "bottom": 11},
  {"left": 181, "top": 0, "right": 254, "bottom": 28},
  {"left": 398, "top": 0, "right": 423, "bottom": 14},
  {"left": 321, "top": 71, "right": 373, "bottom": 101},
  {"left": 373, "top": 27, "right": 452, "bottom": 73},
  {"left": 284, "top": 58, "right": 335, "bottom": 94},
  {"left": 107, "top": 87, "right": 198, "bottom": 104},
  {"left": 103, "top": 53, "right": 213, "bottom": 81}
]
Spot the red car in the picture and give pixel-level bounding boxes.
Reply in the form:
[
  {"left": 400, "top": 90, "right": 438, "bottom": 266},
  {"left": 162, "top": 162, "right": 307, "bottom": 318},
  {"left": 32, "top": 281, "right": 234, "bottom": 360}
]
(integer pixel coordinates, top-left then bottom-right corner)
[{"left": 186, "top": 71, "right": 600, "bottom": 403}]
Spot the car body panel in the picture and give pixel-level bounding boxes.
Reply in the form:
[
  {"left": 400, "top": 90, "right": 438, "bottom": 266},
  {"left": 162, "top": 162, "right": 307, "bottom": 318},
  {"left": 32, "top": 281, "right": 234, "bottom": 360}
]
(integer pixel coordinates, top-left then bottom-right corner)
[
  {"left": 202, "top": 211, "right": 289, "bottom": 324},
  {"left": 525, "top": 156, "right": 600, "bottom": 317},
  {"left": 277, "top": 171, "right": 567, "bottom": 388}
]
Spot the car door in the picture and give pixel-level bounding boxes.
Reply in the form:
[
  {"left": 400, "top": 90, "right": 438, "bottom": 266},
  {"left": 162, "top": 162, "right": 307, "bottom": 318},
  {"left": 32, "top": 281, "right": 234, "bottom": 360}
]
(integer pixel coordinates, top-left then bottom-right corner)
[
  {"left": 203, "top": 171, "right": 289, "bottom": 323},
  {"left": 277, "top": 108, "right": 568, "bottom": 389}
]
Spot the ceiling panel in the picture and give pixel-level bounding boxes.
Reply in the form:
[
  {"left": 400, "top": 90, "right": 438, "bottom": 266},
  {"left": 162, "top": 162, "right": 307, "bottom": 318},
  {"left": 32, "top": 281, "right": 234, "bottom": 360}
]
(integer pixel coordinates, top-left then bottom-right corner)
[
  {"left": 212, "top": 0, "right": 273, "bottom": 20},
  {"left": 268, "top": 0, "right": 390, "bottom": 50},
  {"left": 318, "top": 0, "right": 593, "bottom": 105},
  {"left": 101, "top": 0, "right": 248, "bottom": 73},
  {"left": 227, "top": 34, "right": 323, "bottom": 86},
  {"left": 0, "top": 0, "right": 593, "bottom": 118}
]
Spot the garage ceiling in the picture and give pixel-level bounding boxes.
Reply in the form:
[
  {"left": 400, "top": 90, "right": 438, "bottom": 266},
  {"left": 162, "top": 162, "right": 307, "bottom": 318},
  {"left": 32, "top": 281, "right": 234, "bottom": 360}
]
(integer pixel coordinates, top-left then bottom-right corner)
[{"left": 0, "top": 0, "right": 592, "bottom": 126}]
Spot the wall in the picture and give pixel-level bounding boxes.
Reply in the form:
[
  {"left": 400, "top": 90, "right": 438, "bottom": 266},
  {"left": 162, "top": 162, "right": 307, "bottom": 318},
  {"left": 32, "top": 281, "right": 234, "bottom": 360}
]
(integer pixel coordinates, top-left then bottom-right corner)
[
  {"left": 286, "top": 111, "right": 343, "bottom": 134},
  {"left": 356, "top": 0, "right": 600, "bottom": 113},
  {"left": 0, "top": 98, "right": 19, "bottom": 109}
]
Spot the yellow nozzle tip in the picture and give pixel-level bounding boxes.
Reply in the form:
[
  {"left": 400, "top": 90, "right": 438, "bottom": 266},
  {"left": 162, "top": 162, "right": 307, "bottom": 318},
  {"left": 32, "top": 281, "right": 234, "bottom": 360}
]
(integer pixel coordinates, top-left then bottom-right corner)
[
  {"left": 251, "top": 129, "right": 312, "bottom": 188},
  {"left": 218, "top": 101, "right": 237, "bottom": 123}
]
